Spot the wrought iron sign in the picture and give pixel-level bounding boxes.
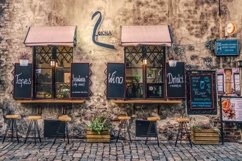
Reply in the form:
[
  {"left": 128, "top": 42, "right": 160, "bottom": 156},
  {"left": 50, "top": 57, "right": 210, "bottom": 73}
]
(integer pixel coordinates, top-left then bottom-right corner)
[{"left": 91, "top": 11, "right": 115, "bottom": 49}]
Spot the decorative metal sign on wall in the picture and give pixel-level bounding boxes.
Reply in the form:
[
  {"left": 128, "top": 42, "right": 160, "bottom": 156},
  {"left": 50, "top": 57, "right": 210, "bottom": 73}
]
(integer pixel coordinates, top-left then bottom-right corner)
[
  {"left": 91, "top": 11, "right": 115, "bottom": 49},
  {"left": 215, "top": 39, "right": 240, "bottom": 56}
]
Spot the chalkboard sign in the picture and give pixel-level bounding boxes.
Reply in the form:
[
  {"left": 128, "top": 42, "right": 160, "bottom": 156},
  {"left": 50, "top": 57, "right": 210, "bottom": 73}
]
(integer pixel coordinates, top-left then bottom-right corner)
[
  {"left": 136, "top": 120, "right": 157, "bottom": 137},
  {"left": 186, "top": 70, "right": 217, "bottom": 115},
  {"left": 71, "top": 63, "right": 89, "bottom": 98},
  {"left": 14, "top": 64, "right": 32, "bottom": 99},
  {"left": 166, "top": 62, "right": 185, "bottom": 98},
  {"left": 107, "top": 63, "right": 125, "bottom": 98}
]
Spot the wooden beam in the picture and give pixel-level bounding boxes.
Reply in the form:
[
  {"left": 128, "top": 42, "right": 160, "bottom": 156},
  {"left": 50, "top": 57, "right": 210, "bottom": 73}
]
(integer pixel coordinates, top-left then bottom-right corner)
[
  {"left": 15, "top": 99, "right": 85, "bottom": 104},
  {"left": 112, "top": 99, "right": 183, "bottom": 104}
]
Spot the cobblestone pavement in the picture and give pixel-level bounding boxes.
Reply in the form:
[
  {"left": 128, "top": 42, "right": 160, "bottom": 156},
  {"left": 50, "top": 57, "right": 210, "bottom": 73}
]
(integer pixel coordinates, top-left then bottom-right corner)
[{"left": 0, "top": 139, "right": 242, "bottom": 161}]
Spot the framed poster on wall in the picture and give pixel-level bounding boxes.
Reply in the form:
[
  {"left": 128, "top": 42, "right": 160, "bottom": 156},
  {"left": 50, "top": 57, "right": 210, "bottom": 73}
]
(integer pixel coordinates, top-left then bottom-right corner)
[
  {"left": 220, "top": 96, "right": 242, "bottom": 122},
  {"left": 216, "top": 68, "right": 240, "bottom": 96},
  {"left": 186, "top": 70, "right": 217, "bottom": 115}
]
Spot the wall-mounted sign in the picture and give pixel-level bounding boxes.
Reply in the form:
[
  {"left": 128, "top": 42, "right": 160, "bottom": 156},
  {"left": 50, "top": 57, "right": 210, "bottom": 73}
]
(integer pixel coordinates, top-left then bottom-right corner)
[
  {"left": 91, "top": 11, "right": 115, "bottom": 49},
  {"left": 216, "top": 68, "right": 240, "bottom": 95},
  {"left": 107, "top": 63, "right": 125, "bottom": 98},
  {"left": 215, "top": 39, "right": 240, "bottom": 56},
  {"left": 71, "top": 63, "right": 90, "bottom": 98},
  {"left": 166, "top": 62, "right": 185, "bottom": 98},
  {"left": 221, "top": 96, "right": 242, "bottom": 122},
  {"left": 186, "top": 70, "right": 217, "bottom": 115},
  {"left": 14, "top": 64, "right": 32, "bottom": 99},
  {"left": 225, "top": 22, "right": 236, "bottom": 35}
]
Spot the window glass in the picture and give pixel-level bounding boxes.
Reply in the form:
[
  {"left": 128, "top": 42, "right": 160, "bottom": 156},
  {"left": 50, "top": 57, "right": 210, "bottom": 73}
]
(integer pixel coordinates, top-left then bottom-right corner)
[
  {"left": 126, "top": 68, "right": 144, "bottom": 98},
  {"left": 147, "top": 68, "right": 162, "bottom": 83},
  {"left": 125, "top": 46, "right": 165, "bottom": 99},
  {"left": 34, "top": 46, "right": 73, "bottom": 99}
]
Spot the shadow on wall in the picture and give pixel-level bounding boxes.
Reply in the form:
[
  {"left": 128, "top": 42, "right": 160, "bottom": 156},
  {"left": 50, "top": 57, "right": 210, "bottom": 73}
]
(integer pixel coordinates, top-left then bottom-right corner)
[
  {"left": 0, "top": 79, "right": 6, "bottom": 91},
  {"left": 0, "top": 101, "right": 14, "bottom": 115}
]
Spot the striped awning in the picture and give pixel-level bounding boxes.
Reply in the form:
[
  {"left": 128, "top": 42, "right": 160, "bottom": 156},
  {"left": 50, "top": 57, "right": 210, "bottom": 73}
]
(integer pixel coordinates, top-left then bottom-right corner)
[
  {"left": 24, "top": 26, "right": 76, "bottom": 47},
  {"left": 121, "top": 25, "right": 172, "bottom": 46}
]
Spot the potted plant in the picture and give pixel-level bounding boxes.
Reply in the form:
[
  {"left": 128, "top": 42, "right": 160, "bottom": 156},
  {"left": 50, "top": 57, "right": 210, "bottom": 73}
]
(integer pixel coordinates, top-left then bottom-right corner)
[
  {"left": 19, "top": 52, "right": 30, "bottom": 66},
  {"left": 86, "top": 114, "right": 112, "bottom": 143},
  {"left": 192, "top": 122, "right": 220, "bottom": 145}
]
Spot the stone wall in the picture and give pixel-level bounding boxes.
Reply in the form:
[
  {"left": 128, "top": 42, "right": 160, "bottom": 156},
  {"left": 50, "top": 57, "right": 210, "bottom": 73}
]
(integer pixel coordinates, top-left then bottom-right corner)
[{"left": 0, "top": 0, "right": 242, "bottom": 141}]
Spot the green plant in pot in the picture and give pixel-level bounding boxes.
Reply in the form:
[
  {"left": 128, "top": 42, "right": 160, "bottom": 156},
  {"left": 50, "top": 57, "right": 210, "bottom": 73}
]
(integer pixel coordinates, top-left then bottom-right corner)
[
  {"left": 86, "top": 114, "right": 112, "bottom": 143},
  {"left": 87, "top": 114, "right": 112, "bottom": 134}
]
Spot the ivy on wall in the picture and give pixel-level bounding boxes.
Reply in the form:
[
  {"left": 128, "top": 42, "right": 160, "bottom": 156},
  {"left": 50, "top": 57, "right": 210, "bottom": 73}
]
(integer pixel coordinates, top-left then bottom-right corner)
[{"left": 205, "top": 39, "right": 216, "bottom": 54}]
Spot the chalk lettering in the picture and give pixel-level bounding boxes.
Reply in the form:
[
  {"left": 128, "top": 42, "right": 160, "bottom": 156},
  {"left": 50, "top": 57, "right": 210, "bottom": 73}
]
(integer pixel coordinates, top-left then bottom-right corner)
[
  {"left": 108, "top": 71, "right": 123, "bottom": 84},
  {"left": 167, "top": 73, "right": 184, "bottom": 85},
  {"left": 15, "top": 73, "right": 31, "bottom": 88},
  {"left": 72, "top": 74, "right": 86, "bottom": 87}
]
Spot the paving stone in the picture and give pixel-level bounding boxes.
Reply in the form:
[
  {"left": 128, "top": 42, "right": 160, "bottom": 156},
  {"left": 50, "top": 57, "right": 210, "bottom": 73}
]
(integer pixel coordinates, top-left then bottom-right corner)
[{"left": 0, "top": 140, "right": 241, "bottom": 160}]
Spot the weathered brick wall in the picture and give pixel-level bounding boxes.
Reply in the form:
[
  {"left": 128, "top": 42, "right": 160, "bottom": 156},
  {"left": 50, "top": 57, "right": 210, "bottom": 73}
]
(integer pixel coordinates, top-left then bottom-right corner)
[
  {"left": 0, "top": 0, "right": 9, "bottom": 130},
  {"left": 0, "top": 0, "right": 241, "bottom": 141}
]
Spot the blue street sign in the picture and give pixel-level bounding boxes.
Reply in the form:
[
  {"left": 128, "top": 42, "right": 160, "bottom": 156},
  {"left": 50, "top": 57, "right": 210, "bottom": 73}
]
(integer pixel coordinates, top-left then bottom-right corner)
[{"left": 215, "top": 39, "right": 240, "bottom": 56}]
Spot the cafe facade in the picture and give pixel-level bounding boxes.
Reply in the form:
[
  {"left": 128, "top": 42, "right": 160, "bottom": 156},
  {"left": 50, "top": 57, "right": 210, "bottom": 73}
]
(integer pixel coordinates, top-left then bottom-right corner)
[{"left": 0, "top": 0, "right": 242, "bottom": 142}]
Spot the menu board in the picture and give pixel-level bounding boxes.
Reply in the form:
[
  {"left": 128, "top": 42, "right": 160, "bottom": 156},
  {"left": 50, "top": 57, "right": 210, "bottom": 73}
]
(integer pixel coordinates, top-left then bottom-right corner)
[
  {"left": 107, "top": 63, "right": 125, "bottom": 98},
  {"left": 186, "top": 70, "right": 217, "bottom": 115},
  {"left": 13, "top": 64, "right": 32, "bottom": 99},
  {"left": 166, "top": 62, "right": 185, "bottom": 98},
  {"left": 71, "top": 63, "right": 89, "bottom": 98},
  {"left": 136, "top": 120, "right": 157, "bottom": 137},
  {"left": 221, "top": 96, "right": 242, "bottom": 122}
]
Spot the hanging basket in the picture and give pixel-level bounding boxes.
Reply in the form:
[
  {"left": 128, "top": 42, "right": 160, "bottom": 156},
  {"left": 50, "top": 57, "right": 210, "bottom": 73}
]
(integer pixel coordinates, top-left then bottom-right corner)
[{"left": 19, "top": 59, "right": 29, "bottom": 66}]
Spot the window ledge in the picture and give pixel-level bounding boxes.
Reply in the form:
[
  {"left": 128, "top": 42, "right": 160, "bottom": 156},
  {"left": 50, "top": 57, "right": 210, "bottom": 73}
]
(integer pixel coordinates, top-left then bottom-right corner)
[
  {"left": 15, "top": 99, "right": 85, "bottom": 104},
  {"left": 112, "top": 99, "right": 183, "bottom": 104}
]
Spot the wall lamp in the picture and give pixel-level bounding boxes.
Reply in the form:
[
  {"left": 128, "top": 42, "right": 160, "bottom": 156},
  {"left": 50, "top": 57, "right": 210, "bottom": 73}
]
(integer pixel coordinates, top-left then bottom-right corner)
[
  {"left": 168, "top": 44, "right": 177, "bottom": 67},
  {"left": 50, "top": 59, "right": 56, "bottom": 67},
  {"left": 50, "top": 46, "right": 57, "bottom": 67},
  {"left": 141, "top": 45, "right": 147, "bottom": 66},
  {"left": 142, "top": 58, "right": 147, "bottom": 65}
]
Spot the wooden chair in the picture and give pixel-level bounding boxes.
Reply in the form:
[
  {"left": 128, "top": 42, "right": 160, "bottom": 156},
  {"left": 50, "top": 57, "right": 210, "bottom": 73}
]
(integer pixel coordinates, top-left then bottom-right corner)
[
  {"left": 2, "top": 114, "right": 21, "bottom": 143},
  {"left": 175, "top": 117, "right": 192, "bottom": 148}
]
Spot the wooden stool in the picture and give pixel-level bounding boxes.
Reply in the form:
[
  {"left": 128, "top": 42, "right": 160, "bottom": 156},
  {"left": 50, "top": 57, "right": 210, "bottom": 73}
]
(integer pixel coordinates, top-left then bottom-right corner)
[
  {"left": 145, "top": 116, "right": 160, "bottom": 146},
  {"left": 52, "top": 115, "right": 71, "bottom": 145},
  {"left": 24, "top": 115, "right": 42, "bottom": 144},
  {"left": 175, "top": 117, "right": 192, "bottom": 148},
  {"left": 2, "top": 114, "right": 21, "bottom": 143},
  {"left": 116, "top": 115, "right": 131, "bottom": 143}
]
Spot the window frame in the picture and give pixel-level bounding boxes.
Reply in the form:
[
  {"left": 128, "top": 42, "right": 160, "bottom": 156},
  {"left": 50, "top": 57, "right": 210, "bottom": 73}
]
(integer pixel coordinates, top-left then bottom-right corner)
[
  {"left": 33, "top": 46, "right": 73, "bottom": 99},
  {"left": 124, "top": 46, "right": 166, "bottom": 99}
]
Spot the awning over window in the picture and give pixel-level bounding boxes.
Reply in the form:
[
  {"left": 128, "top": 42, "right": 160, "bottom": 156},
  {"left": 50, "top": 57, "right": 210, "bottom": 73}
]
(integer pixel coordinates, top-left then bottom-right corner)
[
  {"left": 24, "top": 26, "right": 76, "bottom": 47},
  {"left": 121, "top": 25, "right": 172, "bottom": 46}
]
